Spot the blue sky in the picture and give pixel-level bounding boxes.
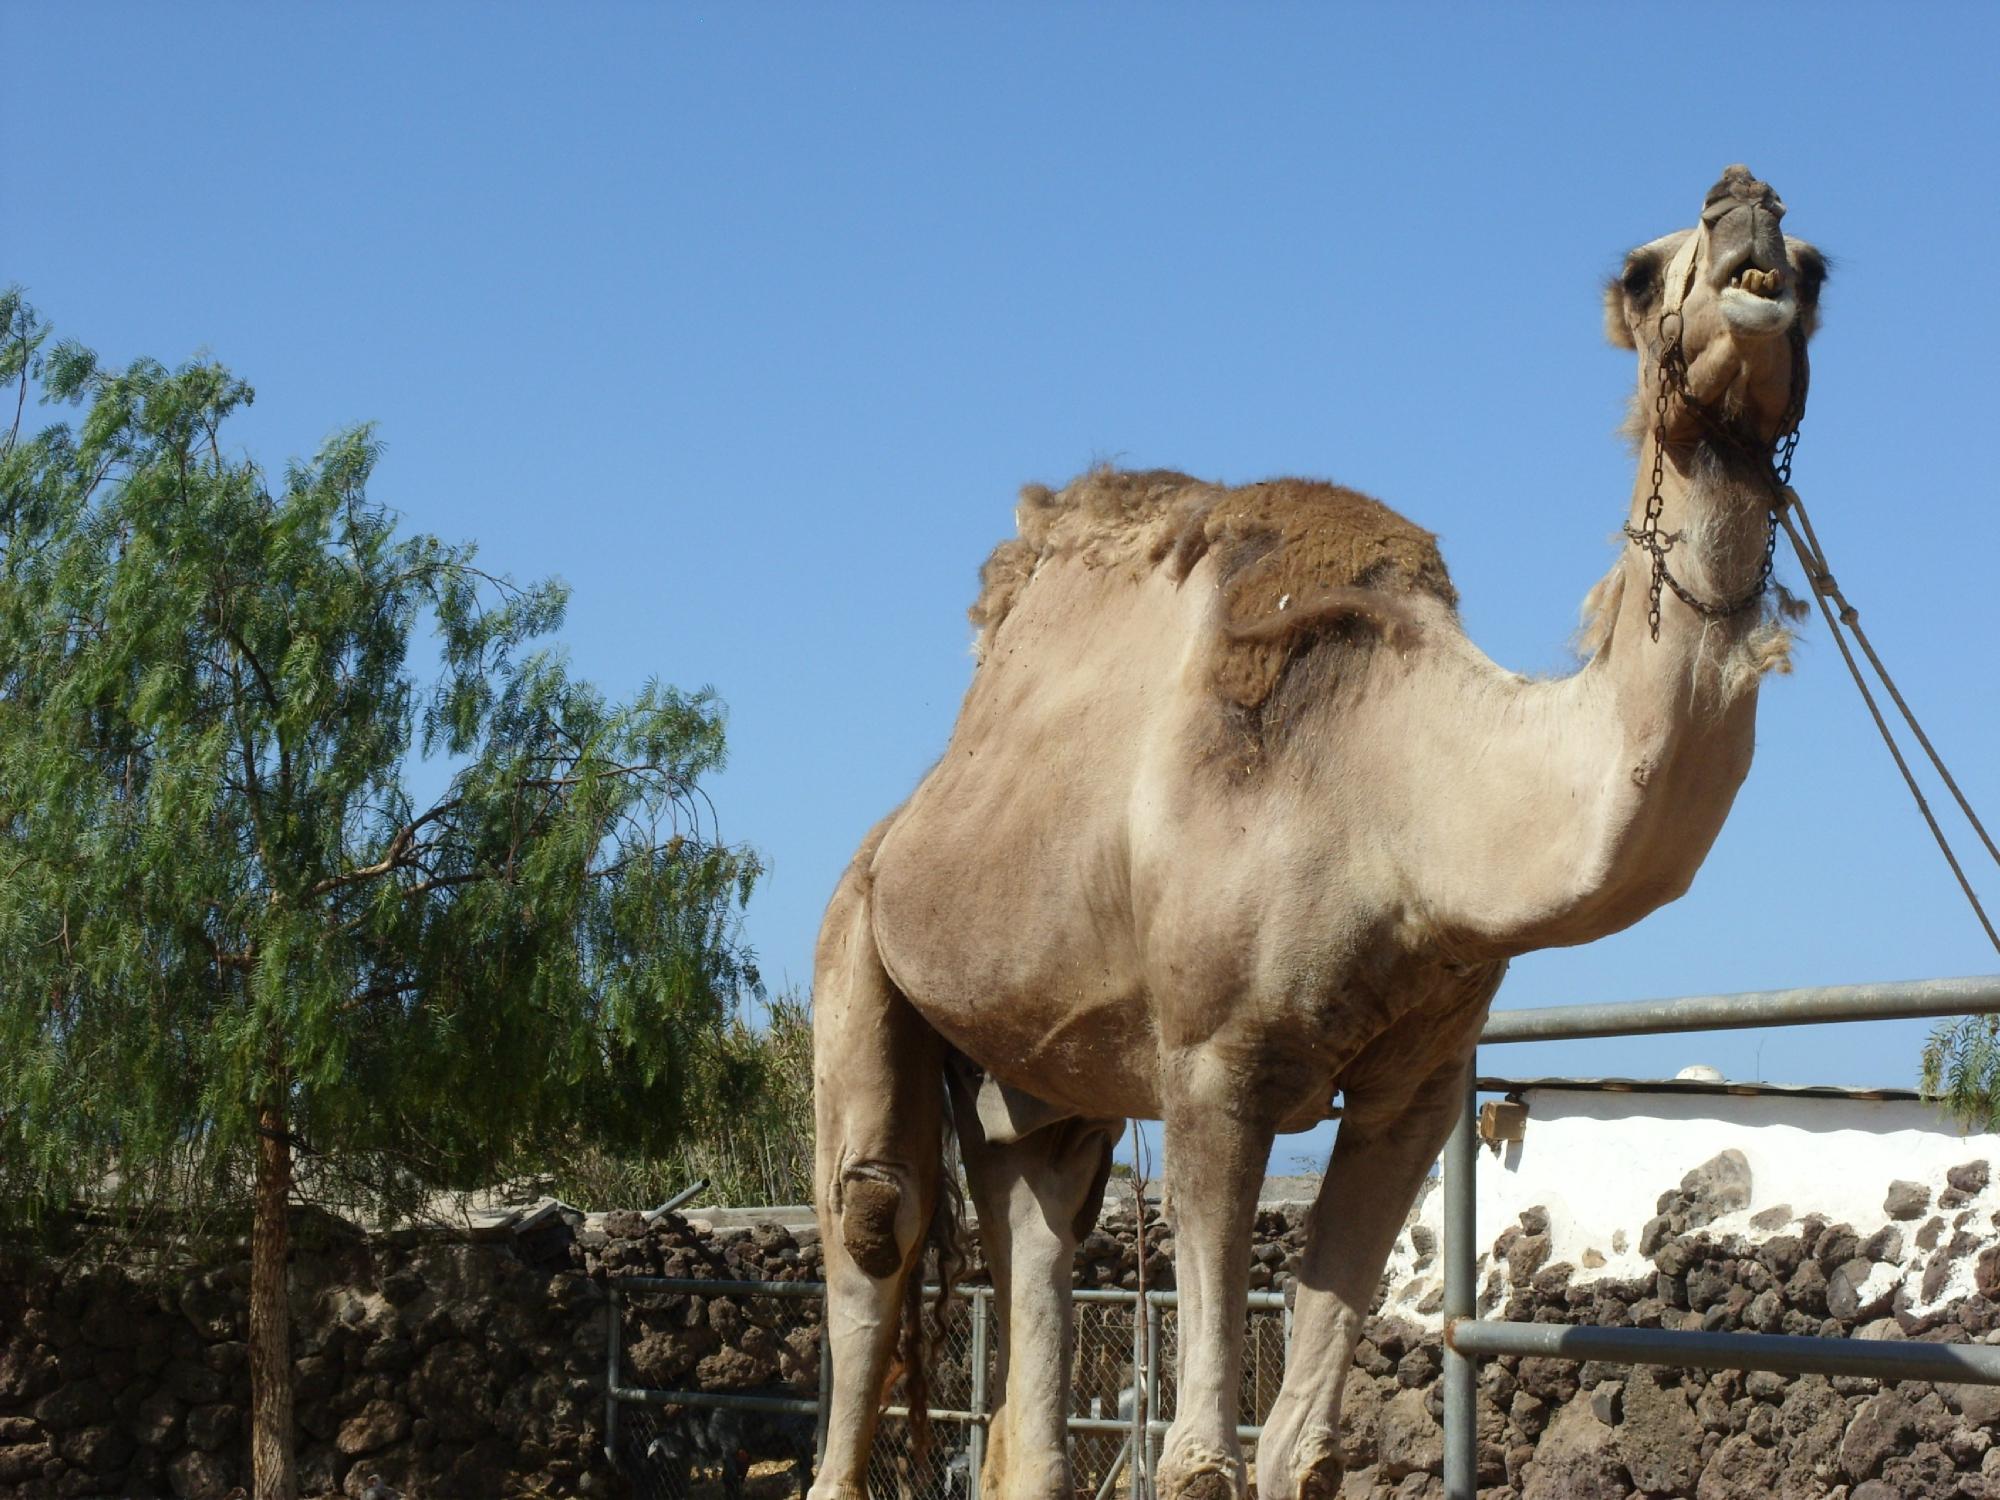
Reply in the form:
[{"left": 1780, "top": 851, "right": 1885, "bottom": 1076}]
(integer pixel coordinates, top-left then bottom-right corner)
[{"left": 8, "top": 5, "right": 1997, "bottom": 1173}]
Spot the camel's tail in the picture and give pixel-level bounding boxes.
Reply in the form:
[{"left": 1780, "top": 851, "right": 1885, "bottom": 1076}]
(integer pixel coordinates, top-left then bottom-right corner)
[{"left": 896, "top": 1081, "right": 968, "bottom": 1466}]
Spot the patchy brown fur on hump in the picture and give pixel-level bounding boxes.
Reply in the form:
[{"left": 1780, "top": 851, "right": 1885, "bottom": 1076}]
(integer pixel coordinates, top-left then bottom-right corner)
[{"left": 969, "top": 467, "right": 1457, "bottom": 713}]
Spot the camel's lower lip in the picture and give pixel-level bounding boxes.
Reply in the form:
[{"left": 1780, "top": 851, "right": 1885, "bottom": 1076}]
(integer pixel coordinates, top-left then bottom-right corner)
[{"left": 1720, "top": 286, "right": 1797, "bottom": 337}]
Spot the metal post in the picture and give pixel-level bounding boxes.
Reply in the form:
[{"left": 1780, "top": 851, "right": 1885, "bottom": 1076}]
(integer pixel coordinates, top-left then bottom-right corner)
[
  {"left": 1441, "top": 1066, "right": 1478, "bottom": 1500},
  {"left": 1130, "top": 1291, "right": 1148, "bottom": 1500},
  {"left": 815, "top": 1307, "right": 833, "bottom": 1470},
  {"left": 1093, "top": 1440, "right": 1135, "bottom": 1500},
  {"left": 643, "top": 1176, "right": 710, "bottom": 1221},
  {"left": 1145, "top": 1298, "right": 1165, "bottom": 1491},
  {"left": 968, "top": 1287, "right": 989, "bottom": 1500},
  {"left": 604, "top": 1282, "right": 621, "bottom": 1467}
]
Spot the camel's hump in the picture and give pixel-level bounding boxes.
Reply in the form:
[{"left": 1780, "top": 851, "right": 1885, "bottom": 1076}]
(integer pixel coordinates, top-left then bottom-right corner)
[{"left": 969, "top": 467, "right": 1457, "bottom": 714}]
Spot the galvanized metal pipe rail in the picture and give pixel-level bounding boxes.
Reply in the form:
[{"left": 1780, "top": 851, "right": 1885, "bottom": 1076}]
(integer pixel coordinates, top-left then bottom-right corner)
[
  {"left": 1451, "top": 1319, "right": 2000, "bottom": 1383},
  {"left": 1480, "top": 972, "right": 2000, "bottom": 1044},
  {"left": 1441, "top": 973, "right": 2000, "bottom": 1500}
]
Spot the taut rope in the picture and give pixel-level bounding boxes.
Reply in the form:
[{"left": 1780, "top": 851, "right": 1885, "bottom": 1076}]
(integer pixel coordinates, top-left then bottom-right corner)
[{"left": 1776, "top": 486, "right": 2000, "bottom": 956}]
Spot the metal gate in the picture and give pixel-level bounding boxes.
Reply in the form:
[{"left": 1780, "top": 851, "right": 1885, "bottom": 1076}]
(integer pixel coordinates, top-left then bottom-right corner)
[
  {"left": 606, "top": 1276, "right": 1289, "bottom": 1500},
  {"left": 1439, "top": 972, "right": 2000, "bottom": 1499}
]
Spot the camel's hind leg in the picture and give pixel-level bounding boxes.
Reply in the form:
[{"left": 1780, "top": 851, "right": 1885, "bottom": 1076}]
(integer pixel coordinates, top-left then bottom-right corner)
[
  {"left": 951, "top": 1088, "right": 1118, "bottom": 1500},
  {"left": 809, "top": 863, "right": 947, "bottom": 1500}
]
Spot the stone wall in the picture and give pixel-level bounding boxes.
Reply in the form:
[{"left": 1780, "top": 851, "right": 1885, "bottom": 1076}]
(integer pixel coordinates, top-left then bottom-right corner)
[
  {"left": 0, "top": 1211, "right": 828, "bottom": 1500},
  {"left": 8, "top": 1155, "right": 2000, "bottom": 1499},
  {"left": 1277, "top": 1152, "right": 2000, "bottom": 1500},
  {"left": 1009, "top": 1162, "right": 2000, "bottom": 1499}
]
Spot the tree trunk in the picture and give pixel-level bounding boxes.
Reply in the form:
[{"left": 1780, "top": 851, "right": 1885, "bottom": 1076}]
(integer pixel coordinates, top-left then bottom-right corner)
[{"left": 251, "top": 1094, "right": 296, "bottom": 1500}]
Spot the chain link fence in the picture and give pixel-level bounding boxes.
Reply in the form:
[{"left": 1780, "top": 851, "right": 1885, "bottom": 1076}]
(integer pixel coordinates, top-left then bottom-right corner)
[
  {"left": 863, "top": 1287, "right": 980, "bottom": 1500},
  {"left": 607, "top": 1277, "right": 1288, "bottom": 1500},
  {"left": 607, "top": 1277, "right": 825, "bottom": 1500}
]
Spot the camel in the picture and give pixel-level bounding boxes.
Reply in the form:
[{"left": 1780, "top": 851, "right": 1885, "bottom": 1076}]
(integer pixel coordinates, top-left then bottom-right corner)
[{"left": 809, "top": 165, "right": 1826, "bottom": 1500}]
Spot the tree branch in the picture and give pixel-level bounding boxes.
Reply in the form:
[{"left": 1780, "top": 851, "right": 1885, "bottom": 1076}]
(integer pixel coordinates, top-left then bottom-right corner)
[
  {"left": 309, "top": 799, "right": 465, "bottom": 898},
  {"left": 218, "top": 617, "right": 291, "bottom": 799},
  {"left": 5, "top": 326, "right": 26, "bottom": 457}
]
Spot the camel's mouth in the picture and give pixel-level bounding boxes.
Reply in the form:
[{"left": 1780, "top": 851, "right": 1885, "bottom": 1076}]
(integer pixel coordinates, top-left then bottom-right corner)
[
  {"left": 1727, "top": 266, "right": 1786, "bottom": 298},
  {"left": 1718, "top": 279, "right": 1797, "bottom": 337}
]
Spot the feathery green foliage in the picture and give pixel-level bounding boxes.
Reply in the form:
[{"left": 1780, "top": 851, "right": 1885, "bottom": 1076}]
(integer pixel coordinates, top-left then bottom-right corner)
[
  {"left": 0, "top": 289, "right": 765, "bottom": 1239},
  {"left": 544, "top": 991, "right": 815, "bottom": 1210},
  {"left": 1922, "top": 1016, "right": 2000, "bottom": 1131}
]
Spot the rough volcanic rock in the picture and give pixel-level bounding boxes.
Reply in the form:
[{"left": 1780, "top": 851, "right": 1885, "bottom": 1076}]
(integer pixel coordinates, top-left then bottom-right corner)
[
  {"left": 1377, "top": 1386, "right": 1443, "bottom": 1479},
  {"left": 13, "top": 1166, "right": 2000, "bottom": 1500},
  {"left": 0, "top": 1440, "right": 54, "bottom": 1486},
  {"left": 32, "top": 1380, "right": 112, "bottom": 1431},
  {"left": 1841, "top": 1390, "right": 1920, "bottom": 1483},
  {"left": 335, "top": 1398, "right": 410, "bottom": 1456},
  {"left": 1618, "top": 1368, "right": 1701, "bottom": 1494},
  {"left": 1887, "top": 1180, "right": 1934, "bottom": 1221},
  {"left": 55, "top": 1420, "right": 134, "bottom": 1475},
  {"left": 1522, "top": 1400, "right": 1628, "bottom": 1500},
  {"left": 695, "top": 1343, "right": 779, "bottom": 1391},
  {"left": 167, "top": 1444, "right": 235, "bottom": 1499},
  {"left": 1696, "top": 1431, "right": 1782, "bottom": 1499},
  {"left": 183, "top": 1401, "right": 239, "bottom": 1452},
  {"left": 1679, "top": 1150, "right": 1753, "bottom": 1228}
]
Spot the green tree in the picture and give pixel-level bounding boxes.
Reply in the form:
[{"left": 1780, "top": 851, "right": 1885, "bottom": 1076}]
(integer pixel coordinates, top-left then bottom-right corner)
[
  {"left": 1923, "top": 1018, "right": 2000, "bottom": 1129},
  {"left": 0, "top": 292, "right": 762, "bottom": 1498},
  {"left": 545, "top": 989, "right": 816, "bottom": 1209}
]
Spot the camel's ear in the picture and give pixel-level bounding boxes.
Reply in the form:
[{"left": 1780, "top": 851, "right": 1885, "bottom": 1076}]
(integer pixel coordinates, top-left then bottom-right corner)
[
  {"left": 1787, "top": 238, "right": 1830, "bottom": 339},
  {"left": 1603, "top": 278, "right": 1637, "bottom": 349},
  {"left": 1604, "top": 246, "right": 1660, "bottom": 350}
]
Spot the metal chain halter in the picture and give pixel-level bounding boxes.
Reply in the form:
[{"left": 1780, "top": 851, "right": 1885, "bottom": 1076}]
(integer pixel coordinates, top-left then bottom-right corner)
[{"left": 1625, "top": 299, "right": 1809, "bottom": 641}]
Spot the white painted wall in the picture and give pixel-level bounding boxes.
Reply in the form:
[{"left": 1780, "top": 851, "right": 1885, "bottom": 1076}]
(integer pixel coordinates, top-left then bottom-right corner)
[{"left": 1378, "top": 1088, "right": 2000, "bottom": 1329}]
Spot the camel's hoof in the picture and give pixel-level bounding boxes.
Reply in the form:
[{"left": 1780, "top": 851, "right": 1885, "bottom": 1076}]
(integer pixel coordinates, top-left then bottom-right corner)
[
  {"left": 1166, "top": 1470, "right": 1239, "bottom": 1500},
  {"left": 1296, "top": 1458, "right": 1344, "bottom": 1500}
]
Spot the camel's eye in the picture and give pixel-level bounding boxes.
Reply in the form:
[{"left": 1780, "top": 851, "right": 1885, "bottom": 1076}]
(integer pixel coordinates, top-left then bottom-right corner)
[{"left": 1621, "top": 254, "right": 1658, "bottom": 303}]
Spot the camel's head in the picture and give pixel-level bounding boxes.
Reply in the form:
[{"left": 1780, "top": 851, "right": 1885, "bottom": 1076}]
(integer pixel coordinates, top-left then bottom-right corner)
[{"left": 1605, "top": 165, "right": 1827, "bottom": 446}]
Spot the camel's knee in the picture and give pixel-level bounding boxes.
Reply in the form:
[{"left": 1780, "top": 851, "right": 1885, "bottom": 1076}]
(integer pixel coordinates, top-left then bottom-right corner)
[{"left": 837, "top": 1164, "right": 923, "bottom": 1280}]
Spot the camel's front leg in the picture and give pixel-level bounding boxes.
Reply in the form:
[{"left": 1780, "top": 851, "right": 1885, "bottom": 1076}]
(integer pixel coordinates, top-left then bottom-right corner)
[
  {"left": 1254, "top": 1057, "right": 1467, "bottom": 1500},
  {"left": 1156, "top": 1055, "right": 1276, "bottom": 1500},
  {"left": 1256, "top": 961, "right": 1499, "bottom": 1500}
]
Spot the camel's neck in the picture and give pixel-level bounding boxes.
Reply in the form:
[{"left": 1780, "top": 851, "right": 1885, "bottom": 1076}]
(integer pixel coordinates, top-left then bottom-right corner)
[
  {"left": 1373, "top": 437, "right": 1780, "bottom": 959},
  {"left": 1596, "top": 432, "right": 1779, "bottom": 737}
]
